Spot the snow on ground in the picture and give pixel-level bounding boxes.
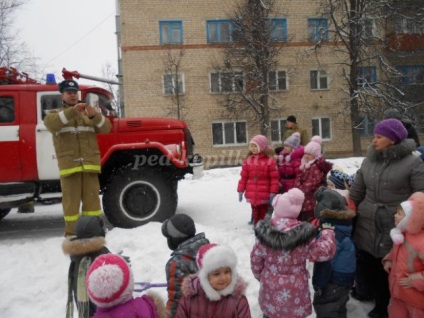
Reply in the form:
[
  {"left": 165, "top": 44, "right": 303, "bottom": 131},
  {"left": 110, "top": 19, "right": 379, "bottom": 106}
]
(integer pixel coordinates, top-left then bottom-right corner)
[{"left": 0, "top": 157, "right": 374, "bottom": 317}]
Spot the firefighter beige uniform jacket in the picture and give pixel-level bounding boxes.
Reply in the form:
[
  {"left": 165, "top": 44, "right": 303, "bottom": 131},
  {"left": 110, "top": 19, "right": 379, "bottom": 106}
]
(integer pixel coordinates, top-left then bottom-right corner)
[{"left": 44, "top": 105, "right": 111, "bottom": 176}]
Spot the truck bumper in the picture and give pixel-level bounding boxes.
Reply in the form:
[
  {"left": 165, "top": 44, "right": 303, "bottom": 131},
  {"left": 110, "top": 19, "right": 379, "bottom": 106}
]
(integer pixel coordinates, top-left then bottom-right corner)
[{"left": 0, "top": 182, "right": 35, "bottom": 208}]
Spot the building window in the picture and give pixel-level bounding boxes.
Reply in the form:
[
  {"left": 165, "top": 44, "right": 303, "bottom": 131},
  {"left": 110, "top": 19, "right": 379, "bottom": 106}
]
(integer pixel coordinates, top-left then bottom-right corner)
[
  {"left": 210, "top": 72, "right": 243, "bottom": 93},
  {"left": 212, "top": 121, "right": 247, "bottom": 145},
  {"left": 397, "top": 65, "right": 424, "bottom": 85},
  {"left": 160, "top": 21, "right": 183, "bottom": 44},
  {"left": 308, "top": 18, "right": 328, "bottom": 42},
  {"left": 358, "top": 66, "right": 377, "bottom": 88},
  {"left": 270, "top": 18, "right": 287, "bottom": 42},
  {"left": 363, "top": 18, "right": 376, "bottom": 39},
  {"left": 395, "top": 18, "right": 424, "bottom": 34},
  {"left": 310, "top": 70, "right": 328, "bottom": 90},
  {"left": 163, "top": 74, "right": 185, "bottom": 95},
  {"left": 207, "top": 20, "right": 234, "bottom": 43},
  {"left": 270, "top": 119, "right": 287, "bottom": 143},
  {"left": 269, "top": 70, "right": 288, "bottom": 91},
  {"left": 312, "top": 117, "right": 331, "bottom": 140},
  {"left": 358, "top": 115, "right": 377, "bottom": 137},
  {"left": 0, "top": 97, "right": 15, "bottom": 123}
]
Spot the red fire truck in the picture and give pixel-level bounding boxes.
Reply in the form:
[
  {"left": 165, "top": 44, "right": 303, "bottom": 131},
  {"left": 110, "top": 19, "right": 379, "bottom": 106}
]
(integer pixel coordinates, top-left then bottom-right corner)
[{"left": 0, "top": 67, "right": 203, "bottom": 228}]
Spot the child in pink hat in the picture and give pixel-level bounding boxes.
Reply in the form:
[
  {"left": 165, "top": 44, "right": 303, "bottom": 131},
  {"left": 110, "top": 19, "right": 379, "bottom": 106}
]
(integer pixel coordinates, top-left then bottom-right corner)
[
  {"left": 251, "top": 188, "right": 336, "bottom": 318},
  {"left": 295, "top": 136, "right": 333, "bottom": 221},
  {"left": 237, "top": 134, "right": 279, "bottom": 225}
]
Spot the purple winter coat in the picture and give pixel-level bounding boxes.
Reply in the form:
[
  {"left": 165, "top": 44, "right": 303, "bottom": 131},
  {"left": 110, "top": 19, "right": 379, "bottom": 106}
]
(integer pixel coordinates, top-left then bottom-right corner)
[
  {"left": 251, "top": 217, "right": 336, "bottom": 318},
  {"left": 92, "top": 293, "right": 165, "bottom": 318},
  {"left": 175, "top": 275, "right": 251, "bottom": 318}
]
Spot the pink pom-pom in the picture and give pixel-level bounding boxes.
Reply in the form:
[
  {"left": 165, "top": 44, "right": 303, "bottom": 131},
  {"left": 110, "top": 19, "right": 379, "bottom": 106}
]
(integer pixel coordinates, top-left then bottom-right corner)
[
  {"left": 287, "top": 188, "right": 305, "bottom": 205},
  {"left": 311, "top": 135, "right": 322, "bottom": 144}
]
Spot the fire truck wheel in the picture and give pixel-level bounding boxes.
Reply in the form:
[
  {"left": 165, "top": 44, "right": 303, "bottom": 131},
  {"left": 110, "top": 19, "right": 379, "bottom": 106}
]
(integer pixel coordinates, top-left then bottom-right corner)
[
  {"left": 0, "top": 208, "right": 11, "bottom": 220},
  {"left": 102, "top": 166, "right": 178, "bottom": 228}
]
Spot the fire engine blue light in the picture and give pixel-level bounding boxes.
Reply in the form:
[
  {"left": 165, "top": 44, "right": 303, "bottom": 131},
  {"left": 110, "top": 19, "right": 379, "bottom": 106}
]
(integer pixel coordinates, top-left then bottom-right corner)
[{"left": 46, "top": 73, "right": 56, "bottom": 84}]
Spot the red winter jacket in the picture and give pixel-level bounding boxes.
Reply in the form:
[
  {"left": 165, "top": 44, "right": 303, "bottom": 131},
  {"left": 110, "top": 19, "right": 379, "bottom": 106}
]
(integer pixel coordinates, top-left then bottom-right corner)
[
  {"left": 295, "top": 156, "right": 332, "bottom": 213},
  {"left": 278, "top": 146, "right": 304, "bottom": 193},
  {"left": 237, "top": 153, "right": 279, "bottom": 205}
]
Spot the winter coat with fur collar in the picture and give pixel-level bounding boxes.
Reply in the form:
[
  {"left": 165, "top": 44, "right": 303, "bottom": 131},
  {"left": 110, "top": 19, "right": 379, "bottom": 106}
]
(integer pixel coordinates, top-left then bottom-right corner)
[
  {"left": 251, "top": 216, "right": 336, "bottom": 318},
  {"left": 349, "top": 139, "right": 424, "bottom": 257},
  {"left": 175, "top": 275, "right": 251, "bottom": 318}
]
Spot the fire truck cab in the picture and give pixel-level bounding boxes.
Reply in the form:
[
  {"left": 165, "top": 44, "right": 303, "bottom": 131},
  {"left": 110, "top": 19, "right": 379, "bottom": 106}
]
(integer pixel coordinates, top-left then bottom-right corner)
[{"left": 0, "top": 67, "right": 203, "bottom": 228}]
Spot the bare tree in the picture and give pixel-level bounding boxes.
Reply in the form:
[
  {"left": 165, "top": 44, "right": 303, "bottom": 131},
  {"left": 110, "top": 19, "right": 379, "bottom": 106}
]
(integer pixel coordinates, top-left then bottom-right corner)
[
  {"left": 101, "top": 62, "right": 122, "bottom": 116},
  {"left": 312, "top": 0, "right": 423, "bottom": 155},
  {"left": 163, "top": 48, "right": 188, "bottom": 120},
  {"left": 0, "top": 0, "right": 36, "bottom": 73},
  {"left": 213, "top": 0, "right": 285, "bottom": 137}
]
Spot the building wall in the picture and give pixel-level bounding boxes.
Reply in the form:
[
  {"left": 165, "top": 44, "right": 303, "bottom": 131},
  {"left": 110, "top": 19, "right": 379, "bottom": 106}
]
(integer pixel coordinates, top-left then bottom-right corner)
[{"left": 119, "top": 0, "right": 378, "bottom": 167}]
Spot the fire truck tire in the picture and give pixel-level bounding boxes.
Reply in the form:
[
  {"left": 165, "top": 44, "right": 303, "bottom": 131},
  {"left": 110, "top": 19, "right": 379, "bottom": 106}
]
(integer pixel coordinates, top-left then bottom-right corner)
[
  {"left": 102, "top": 166, "right": 178, "bottom": 228},
  {"left": 0, "top": 208, "right": 11, "bottom": 220}
]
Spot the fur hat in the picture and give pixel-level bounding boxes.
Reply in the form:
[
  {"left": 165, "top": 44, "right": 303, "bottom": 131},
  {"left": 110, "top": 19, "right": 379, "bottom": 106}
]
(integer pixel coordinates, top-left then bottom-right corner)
[
  {"left": 406, "top": 192, "right": 424, "bottom": 235},
  {"left": 284, "top": 132, "right": 301, "bottom": 149},
  {"left": 74, "top": 216, "right": 106, "bottom": 240},
  {"left": 86, "top": 254, "right": 134, "bottom": 308},
  {"left": 196, "top": 244, "right": 238, "bottom": 301},
  {"left": 161, "top": 214, "right": 196, "bottom": 250},
  {"left": 250, "top": 134, "right": 270, "bottom": 153},
  {"left": 390, "top": 200, "right": 413, "bottom": 245},
  {"left": 314, "top": 187, "right": 349, "bottom": 220},
  {"left": 373, "top": 118, "right": 408, "bottom": 144},
  {"left": 272, "top": 188, "right": 305, "bottom": 219},
  {"left": 287, "top": 115, "right": 297, "bottom": 123},
  {"left": 304, "top": 135, "right": 322, "bottom": 159},
  {"left": 327, "top": 169, "right": 349, "bottom": 190},
  {"left": 383, "top": 108, "right": 402, "bottom": 120}
]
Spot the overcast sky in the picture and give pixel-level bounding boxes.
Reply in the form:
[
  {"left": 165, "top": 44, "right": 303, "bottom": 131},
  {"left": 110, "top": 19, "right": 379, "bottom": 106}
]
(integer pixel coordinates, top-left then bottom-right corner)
[{"left": 14, "top": 0, "right": 118, "bottom": 85}]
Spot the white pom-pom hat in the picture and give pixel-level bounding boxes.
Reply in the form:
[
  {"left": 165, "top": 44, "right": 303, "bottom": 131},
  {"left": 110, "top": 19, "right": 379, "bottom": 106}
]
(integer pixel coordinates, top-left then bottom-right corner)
[
  {"left": 86, "top": 254, "right": 133, "bottom": 308},
  {"left": 272, "top": 188, "right": 305, "bottom": 219},
  {"left": 196, "top": 244, "right": 238, "bottom": 301},
  {"left": 390, "top": 200, "right": 413, "bottom": 245},
  {"left": 304, "top": 135, "right": 322, "bottom": 159}
]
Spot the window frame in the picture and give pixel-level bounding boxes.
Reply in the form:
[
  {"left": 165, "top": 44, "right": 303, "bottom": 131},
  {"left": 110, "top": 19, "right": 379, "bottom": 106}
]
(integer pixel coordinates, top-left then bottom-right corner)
[
  {"left": 268, "top": 70, "right": 288, "bottom": 91},
  {"left": 206, "top": 20, "right": 235, "bottom": 43},
  {"left": 312, "top": 117, "right": 332, "bottom": 140},
  {"left": 395, "top": 17, "right": 424, "bottom": 35},
  {"left": 163, "top": 73, "right": 185, "bottom": 95},
  {"left": 270, "top": 118, "right": 287, "bottom": 143},
  {"left": 310, "top": 70, "right": 328, "bottom": 90},
  {"left": 210, "top": 71, "right": 244, "bottom": 93},
  {"left": 396, "top": 65, "right": 424, "bottom": 86},
  {"left": 159, "top": 20, "right": 183, "bottom": 45},
  {"left": 270, "top": 18, "right": 288, "bottom": 42},
  {"left": 357, "top": 66, "right": 377, "bottom": 88},
  {"left": 211, "top": 121, "right": 247, "bottom": 146},
  {"left": 307, "top": 18, "right": 328, "bottom": 42}
]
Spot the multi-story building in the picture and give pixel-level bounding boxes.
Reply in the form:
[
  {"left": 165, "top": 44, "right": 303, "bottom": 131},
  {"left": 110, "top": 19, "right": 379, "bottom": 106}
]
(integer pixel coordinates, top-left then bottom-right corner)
[{"left": 116, "top": 0, "right": 424, "bottom": 167}]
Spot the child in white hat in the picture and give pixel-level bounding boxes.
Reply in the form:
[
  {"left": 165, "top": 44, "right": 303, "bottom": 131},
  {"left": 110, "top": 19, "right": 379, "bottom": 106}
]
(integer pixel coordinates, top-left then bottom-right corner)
[
  {"left": 251, "top": 188, "right": 336, "bottom": 318},
  {"left": 176, "top": 243, "right": 251, "bottom": 317}
]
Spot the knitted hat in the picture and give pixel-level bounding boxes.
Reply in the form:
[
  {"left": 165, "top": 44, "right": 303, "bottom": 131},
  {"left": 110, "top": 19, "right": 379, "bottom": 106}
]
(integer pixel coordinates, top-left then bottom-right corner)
[
  {"left": 161, "top": 214, "right": 196, "bottom": 250},
  {"left": 327, "top": 170, "right": 349, "bottom": 190},
  {"left": 74, "top": 216, "right": 106, "bottom": 240},
  {"left": 304, "top": 135, "right": 322, "bottom": 159},
  {"left": 196, "top": 244, "right": 238, "bottom": 301},
  {"left": 272, "top": 188, "right": 305, "bottom": 219},
  {"left": 283, "top": 132, "right": 301, "bottom": 149},
  {"left": 287, "top": 115, "right": 297, "bottom": 123},
  {"left": 406, "top": 192, "right": 424, "bottom": 235},
  {"left": 86, "top": 254, "right": 134, "bottom": 308},
  {"left": 314, "top": 187, "right": 347, "bottom": 219},
  {"left": 250, "top": 134, "right": 270, "bottom": 152},
  {"left": 373, "top": 118, "right": 408, "bottom": 144},
  {"left": 383, "top": 108, "right": 402, "bottom": 120},
  {"left": 390, "top": 200, "right": 413, "bottom": 245},
  {"left": 346, "top": 172, "right": 357, "bottom": 188}
]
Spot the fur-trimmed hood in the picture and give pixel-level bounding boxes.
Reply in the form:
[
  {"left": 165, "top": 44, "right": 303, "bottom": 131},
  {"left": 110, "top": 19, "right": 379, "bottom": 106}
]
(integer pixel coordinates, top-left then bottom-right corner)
[
  {"left": 146, "top": 291, "right": 167, "bottom": 318},
  {"left": 62, "top": 236, "right": 106, "bottom": 258},
  {"left": 320, "top": 208, "right": 355, "bottom": 226},
  {"left": 367, "top": 138, "right": 416, "bottom": 162},
  {"left": 254, "top": 216, "right": 317, "bottom": 251},
  {"left": 181, "top": 274, "right": 247, "bottom": 301}
]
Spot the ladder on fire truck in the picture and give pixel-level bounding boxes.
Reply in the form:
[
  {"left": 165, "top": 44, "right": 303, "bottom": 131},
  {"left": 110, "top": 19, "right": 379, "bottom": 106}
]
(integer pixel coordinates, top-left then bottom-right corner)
[{"left": 0, "top": 67, "right": 39, "bottom": 85}]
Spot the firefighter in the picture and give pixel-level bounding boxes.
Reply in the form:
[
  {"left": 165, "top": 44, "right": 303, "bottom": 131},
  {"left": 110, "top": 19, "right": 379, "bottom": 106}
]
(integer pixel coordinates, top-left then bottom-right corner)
[{"left": 44, "top": 79, "right": 111, "bottom": 237}]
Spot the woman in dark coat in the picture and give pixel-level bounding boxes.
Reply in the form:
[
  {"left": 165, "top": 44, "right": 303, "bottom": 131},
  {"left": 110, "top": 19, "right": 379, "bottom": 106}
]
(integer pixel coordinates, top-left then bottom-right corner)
[{"left": 349, "top": 118, "right": 424, "bottom": 318}]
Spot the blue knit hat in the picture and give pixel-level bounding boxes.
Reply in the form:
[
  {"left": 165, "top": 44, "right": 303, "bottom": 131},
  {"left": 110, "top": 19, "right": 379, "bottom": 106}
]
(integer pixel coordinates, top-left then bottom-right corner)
[{"left": 327, "top": 170, "right": 348, "bottom": 190}]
